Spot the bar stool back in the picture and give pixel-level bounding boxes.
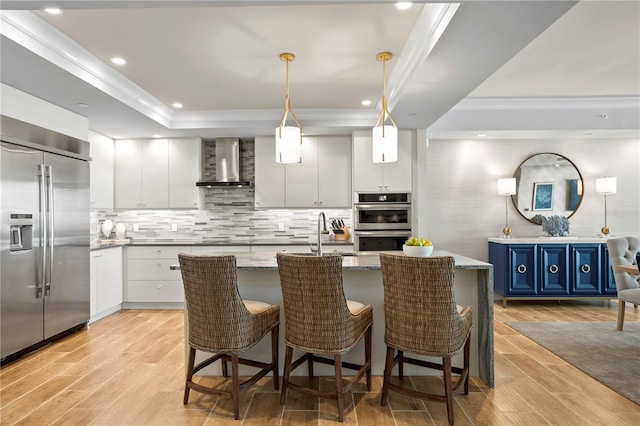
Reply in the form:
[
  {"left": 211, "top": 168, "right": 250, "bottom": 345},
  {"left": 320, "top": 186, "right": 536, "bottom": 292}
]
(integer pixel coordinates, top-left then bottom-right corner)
[
  {"left": 379, "top": 253, "right": 472, "bottom": 426},
  {"left": 179, "top": 254, "right": 280, "bottom": 420},
  {"left": 276, "top": 253, "right": 373, "bottom": 422}
]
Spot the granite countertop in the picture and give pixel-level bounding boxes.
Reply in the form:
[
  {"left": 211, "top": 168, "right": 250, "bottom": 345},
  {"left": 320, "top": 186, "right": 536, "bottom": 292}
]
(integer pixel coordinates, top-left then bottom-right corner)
[
  {"left": 488, "top": 236, "right": 611, "bottom": 244},
  {"left": 169, "top": 250, "right": 492, "bottom": 272},
  {"left": 90, "top": 238, "right": 354, "bottom": 251}
]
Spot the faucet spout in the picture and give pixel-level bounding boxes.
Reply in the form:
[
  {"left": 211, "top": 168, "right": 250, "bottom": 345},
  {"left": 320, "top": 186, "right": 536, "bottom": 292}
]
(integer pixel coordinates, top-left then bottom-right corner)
[{"left": 317, "top": 211, "right": 327, "bottom": 256}]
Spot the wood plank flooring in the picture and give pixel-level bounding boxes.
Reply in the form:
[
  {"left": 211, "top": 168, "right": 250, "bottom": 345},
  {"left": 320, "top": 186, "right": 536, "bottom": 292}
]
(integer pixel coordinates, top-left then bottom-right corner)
[{"left": 1, "top": 300, "right": 639, "bottom": 425}]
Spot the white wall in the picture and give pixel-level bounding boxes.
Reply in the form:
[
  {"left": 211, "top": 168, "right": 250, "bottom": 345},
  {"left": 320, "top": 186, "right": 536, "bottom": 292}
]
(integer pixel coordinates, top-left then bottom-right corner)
[
  {"left": 417, "top": 138, "right": 640, "bottom": 262},
  {"left": 0, "top": 83, "right": 88, "bottom": 140}
]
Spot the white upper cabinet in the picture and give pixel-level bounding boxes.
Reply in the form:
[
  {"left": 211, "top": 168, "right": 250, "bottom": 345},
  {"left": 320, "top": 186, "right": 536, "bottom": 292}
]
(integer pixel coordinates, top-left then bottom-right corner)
[
  {"left": 254, "top": 135, "right": 285, "bottom": 208},
  {"left": 286, "top": 135, "right": 351, "bottom": 208},
  {"left": 352, "top": 129, "right": 412, "bottom": 193},
  {"left": 115, "top": 138, "right": 200, "bottom": 209},
  {"left": 255, "top": 135, "right": 351, "bottom": 208},
  {"left": 89, "top": 131, "right": 114, "bottom": 209},
  {"left": 168, "top": 138, "right": 200, "bottom": 208}
]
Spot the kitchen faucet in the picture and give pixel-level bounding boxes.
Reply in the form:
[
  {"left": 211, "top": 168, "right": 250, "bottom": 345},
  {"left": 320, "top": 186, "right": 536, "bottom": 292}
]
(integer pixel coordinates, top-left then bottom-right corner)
[{"left": 317, "top": 211, "right": 328, "bottom": 256}]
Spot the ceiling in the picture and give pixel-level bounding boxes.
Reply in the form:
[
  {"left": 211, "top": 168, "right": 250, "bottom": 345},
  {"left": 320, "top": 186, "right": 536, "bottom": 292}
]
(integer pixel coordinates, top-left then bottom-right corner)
[{"left": 1, "top": 1, "right": 638, "bottom": 141}]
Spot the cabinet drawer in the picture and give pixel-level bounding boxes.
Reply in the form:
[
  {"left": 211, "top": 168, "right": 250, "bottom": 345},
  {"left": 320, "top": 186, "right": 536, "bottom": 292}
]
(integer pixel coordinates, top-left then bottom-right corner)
[
  {"left": 250, "top": 245, "right": 310, "bottom": 253},
  {"left": 126, "top": 280, "right": 184, "bottom": 302},
  {"left": 127, "top": 246, "right": 188, "bottom": 260},
  {"left": 190, "top": 246, "right": 251, "bottom": 255},
  {"left": 127, "top": 259, "right": 182, "bottom": 281}
]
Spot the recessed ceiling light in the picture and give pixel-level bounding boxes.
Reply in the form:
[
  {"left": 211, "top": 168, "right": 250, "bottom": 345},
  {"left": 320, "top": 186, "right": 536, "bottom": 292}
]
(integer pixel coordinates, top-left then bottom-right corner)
[
  {"left": 77, "top": 103, "right": 88, "bottom": 108},
  {"left": 361, "top": 99, "right": 372, "bottom": 106},
  {"left": 110, "top": 57, "right": 126, "bottom": 66},
  {"left": 153, "top": 134, "right": 162, "bottom": 138},
  {"left": 172, "top": 103, "right": 183, "bottom": 109},
  {"left": 395, "top": 2, "right": 412, "bottom": 10},
  {"left": 477, "top": 133, "right": 487, "bottom": 137},
  {"left": 44, "top": 8, "right": 62, "bottom": 15}
]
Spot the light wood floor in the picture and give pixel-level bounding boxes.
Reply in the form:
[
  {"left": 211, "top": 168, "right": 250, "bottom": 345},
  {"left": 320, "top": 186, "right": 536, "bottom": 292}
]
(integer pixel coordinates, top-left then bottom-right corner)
[{"left": 1, "top": 300, "right": 639, "bottom": 425}]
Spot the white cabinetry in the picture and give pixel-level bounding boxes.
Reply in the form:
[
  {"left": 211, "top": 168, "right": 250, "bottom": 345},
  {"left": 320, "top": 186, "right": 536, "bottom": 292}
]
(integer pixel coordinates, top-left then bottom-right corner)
[
  {"left": 168, "top": 138, "right": 200, "bottom": 208},
  {"left": 254, "top": 135, "right": 285, "bottom": 208},
  {"left": 254, "top": 135, "right": 351, "bottom": 208},
  {"left": 115, "top": 138, "right": 201, "bottom": 209},
  {"left": 90, "top": 247, "right": 123, "bottom": 322},
  {"left": 286, "top": 136, "right": 351, "bottom": 208},
  {"left": 89, "top": 131, "right": 115, "bottom": 209},
  {"left": 352, "top": 130, "right": 412, "bottom": 193},
  {"left": 125, "top": 246, "right": 187, "bottom": 304}
]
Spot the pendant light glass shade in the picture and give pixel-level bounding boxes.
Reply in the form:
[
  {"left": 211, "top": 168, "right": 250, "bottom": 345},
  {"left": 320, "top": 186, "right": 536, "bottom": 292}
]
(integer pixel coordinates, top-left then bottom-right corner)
[
  {"left": 275, "top": 125, "right": 302, "bottom": 163},
  {"left": 372, "top": 52, "right": 398, "bottom": 164},
  {"left": 275, "top": 53, "right": 302, "bottom": 164},
  {"left": 372, "top": 125, "right": 398, "bottom": 163}
]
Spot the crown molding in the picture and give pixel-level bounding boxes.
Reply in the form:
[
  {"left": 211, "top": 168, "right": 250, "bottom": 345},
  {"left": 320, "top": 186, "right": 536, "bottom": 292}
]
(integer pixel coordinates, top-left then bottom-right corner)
[
  {"left": 0, "top": 11, "right": 174, "bottom": 126},
  {"left": 456, "top": 96, "right": 640, "bottom": 111}
]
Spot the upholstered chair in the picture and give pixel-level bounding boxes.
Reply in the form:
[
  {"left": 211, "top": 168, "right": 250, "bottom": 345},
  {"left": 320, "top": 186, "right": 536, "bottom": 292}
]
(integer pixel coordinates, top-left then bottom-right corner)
[
  {"left": 606, "top": 237, "right": 640, "bottom": 331},
  {"left": 379, "top": 253, "right": 472, "bottom": 426},
  {"left": 276, "top": 253, "right": 373, "bottom": 422},
  {"left": 178, "top": 254, "right": 280, "bottom": 420}
]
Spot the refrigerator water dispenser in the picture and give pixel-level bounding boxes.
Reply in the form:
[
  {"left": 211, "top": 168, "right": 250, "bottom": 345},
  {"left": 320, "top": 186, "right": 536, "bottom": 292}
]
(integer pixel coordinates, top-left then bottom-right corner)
[{"left": 9, "top": 214, "right": 33, "bottom": 251}]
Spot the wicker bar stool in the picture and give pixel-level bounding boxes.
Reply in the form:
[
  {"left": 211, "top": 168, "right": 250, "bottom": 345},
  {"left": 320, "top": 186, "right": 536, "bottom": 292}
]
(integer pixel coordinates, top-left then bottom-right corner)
[
  {"left": 276, "top": 253, "right": 373, "bottom": 422},
  {"left": 178, "top": 254, "right": 280, "bottom": 420},
  {"left": 379, "top": 253, "right": 472, "bottom": 426}
]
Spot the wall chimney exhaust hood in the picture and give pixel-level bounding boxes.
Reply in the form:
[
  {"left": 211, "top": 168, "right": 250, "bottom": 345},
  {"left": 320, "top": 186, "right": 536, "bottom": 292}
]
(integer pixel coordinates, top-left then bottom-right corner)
[{"left": 196, "top": 138, "right": 252, "bottom": 187}]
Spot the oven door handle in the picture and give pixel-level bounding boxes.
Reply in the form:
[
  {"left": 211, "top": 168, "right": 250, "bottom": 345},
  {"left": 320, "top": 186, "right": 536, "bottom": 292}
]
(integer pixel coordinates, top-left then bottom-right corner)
[
  {"left": 354, "top": 230, "right": 411, "bottom": 237},
  {"left": 355, "top": 204, "right": 411, "bottom": 210}
]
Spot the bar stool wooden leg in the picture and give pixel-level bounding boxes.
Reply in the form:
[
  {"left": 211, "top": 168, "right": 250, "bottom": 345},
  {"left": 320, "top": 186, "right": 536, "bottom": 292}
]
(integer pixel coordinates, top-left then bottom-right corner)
[
  {"left": 464, "top": 335, "right": 471, "bottom": 395},
  {"left": 398, "top": 350, "right": 404, "bottom": 379},
  {"left": 272, "top": 326, "right": 280, "bottom": 390},
  {"left": 231, "top": 354, "right": 240, "bottom": 420},
  {"left": 335, "top": 354, "right": 344, "bottom": 422},
  {"left": 380, "top": 346, "right": 394, "bottom": 406},
  {"left": 365, "top": 326, "right": 372, "bottom": 391},
  {"left": 443, "top": 357, "right": 454, "bottom": 426},
  {"left": 281, "top": 345, "right": 294, "bottom": 405},
  {"left": 184, "top": 347, "right": 196, "bottom": 404}
]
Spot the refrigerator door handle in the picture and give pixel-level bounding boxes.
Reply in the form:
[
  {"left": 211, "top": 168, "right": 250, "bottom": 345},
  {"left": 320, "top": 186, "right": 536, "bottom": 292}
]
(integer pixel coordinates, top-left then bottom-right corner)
[
  {"left": 45, "top": 165, "right": 54, "bottom": 296},
  {"left": 37, "top": 164, "right": 46, "bottom": 299}
]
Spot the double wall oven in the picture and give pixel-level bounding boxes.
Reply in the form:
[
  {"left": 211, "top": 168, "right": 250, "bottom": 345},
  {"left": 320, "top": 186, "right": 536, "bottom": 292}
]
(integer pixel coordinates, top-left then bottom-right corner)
[{"left": 353, "top": 192, "right": 411, "bottom": 251}]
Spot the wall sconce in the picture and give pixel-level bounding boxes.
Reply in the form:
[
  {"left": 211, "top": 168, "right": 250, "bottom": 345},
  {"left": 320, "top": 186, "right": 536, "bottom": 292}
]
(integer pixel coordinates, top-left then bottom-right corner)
[
  {"left": 372, "top": 52, "right": 398, "bottom": 163},
  {"left": 498, "top": 178, "right": 517, "bottom": 238},
  {"left": 596, "top": 176, "right": 616, "bottom": 236},
  {"left": 275, "top": 53, "right": 302, "bottom": 164}
]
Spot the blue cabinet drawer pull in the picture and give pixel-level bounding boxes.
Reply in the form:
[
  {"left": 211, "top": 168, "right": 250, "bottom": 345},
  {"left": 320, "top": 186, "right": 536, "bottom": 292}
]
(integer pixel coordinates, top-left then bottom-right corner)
[
  {"left": 548, "top": 264, "right": 559, "bottom": 274},
  {"left": 580, "top": 264, "right": 591, "bottom": 274},
  {"left": 517, "top": 264, "right": 527, "bottom": 274}
]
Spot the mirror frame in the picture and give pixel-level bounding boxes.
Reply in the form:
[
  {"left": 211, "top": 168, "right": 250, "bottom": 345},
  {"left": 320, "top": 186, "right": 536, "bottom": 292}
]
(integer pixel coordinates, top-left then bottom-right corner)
[{"left": 511, "top": 152, "right": 584, "bottom": 224}]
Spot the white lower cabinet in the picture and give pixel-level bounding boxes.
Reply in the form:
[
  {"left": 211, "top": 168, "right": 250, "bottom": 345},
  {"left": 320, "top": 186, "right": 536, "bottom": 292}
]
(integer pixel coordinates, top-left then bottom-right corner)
[
  {"left": 90, "top": 247, "right": 123, "bottom": 322},
  {"left": 125, "top": 246, "right": 189, "bottom": 304}
]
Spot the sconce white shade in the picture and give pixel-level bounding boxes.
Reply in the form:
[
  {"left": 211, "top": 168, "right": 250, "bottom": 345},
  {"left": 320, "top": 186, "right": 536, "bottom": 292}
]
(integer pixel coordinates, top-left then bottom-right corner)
[
  {"left": 498, "top": 178, "right": 517, "bottom": 196},
  {"left": 275, "top": 126, "right": 301, "bottom": 164},
  {"left": 372, "top": 124, "right": 398, "bottom": 163},
  {"left": 596, "top": 177, "right": 616, "bottom": 194}
]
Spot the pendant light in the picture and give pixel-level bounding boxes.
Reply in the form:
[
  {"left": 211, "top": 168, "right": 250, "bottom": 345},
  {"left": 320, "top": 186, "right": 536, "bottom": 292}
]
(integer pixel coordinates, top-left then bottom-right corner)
[
  {"left": 275, "top": 53, "right": 302, "bottom": 164},
  {"left": 372, "top": 52, "right": 398, "bottom": 163}
]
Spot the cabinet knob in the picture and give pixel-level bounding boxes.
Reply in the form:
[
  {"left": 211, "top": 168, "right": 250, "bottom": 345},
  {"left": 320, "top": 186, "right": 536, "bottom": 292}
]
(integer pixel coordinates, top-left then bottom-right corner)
[
  {"left": 548, "top": 264, "right": 559, "bottom": 274},
  {"left": 580, "top": 264, "right": 591, "bottom": 274},
  {"left": 517, "top": 264, "right": 527, "bottom": 274}
]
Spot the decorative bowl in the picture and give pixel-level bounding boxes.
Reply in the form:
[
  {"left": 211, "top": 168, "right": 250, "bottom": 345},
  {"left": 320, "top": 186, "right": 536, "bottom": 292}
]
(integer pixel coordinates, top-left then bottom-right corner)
[{"left": 402, "top": 244, "right": 433, "bottom": 257}]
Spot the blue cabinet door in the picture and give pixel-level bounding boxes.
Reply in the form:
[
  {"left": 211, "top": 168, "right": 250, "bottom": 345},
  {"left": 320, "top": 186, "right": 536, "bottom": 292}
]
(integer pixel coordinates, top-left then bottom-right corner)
[
  {"left": 508, "top": 245, "right": 536, "bottom": 295},
  {"left": 539, "top": 245, "right": 569, "bottom": 295},
  {"left": 570, "top": 244, "right": 601, "bottom": 294},
  {"left": 602, "top": 245, "right": 617, "bottom": 294}
]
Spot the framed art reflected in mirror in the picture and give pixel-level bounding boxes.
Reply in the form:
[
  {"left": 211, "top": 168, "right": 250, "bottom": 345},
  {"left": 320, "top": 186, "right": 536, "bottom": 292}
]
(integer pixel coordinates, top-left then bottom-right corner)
[{"left": 512, "top": 153, "right": 583, "bottom": 224}]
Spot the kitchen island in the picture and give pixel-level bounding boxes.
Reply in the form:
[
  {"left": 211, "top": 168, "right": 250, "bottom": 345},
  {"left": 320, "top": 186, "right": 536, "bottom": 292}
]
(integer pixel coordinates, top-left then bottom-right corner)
[{"left": 172, "top": 250, "right": 495, "bottom": 387}]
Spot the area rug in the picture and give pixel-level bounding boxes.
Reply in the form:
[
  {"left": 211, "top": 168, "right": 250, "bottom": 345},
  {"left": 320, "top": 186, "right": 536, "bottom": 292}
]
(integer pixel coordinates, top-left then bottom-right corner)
[{"left": 506, "top": 321, "right": 640, "bottom": 405}]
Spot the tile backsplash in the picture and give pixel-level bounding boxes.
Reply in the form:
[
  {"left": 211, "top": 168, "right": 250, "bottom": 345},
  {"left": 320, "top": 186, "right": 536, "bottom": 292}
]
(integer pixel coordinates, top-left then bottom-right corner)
[{"left": 92, "top": 139, "right": 352, "bottom": 244}]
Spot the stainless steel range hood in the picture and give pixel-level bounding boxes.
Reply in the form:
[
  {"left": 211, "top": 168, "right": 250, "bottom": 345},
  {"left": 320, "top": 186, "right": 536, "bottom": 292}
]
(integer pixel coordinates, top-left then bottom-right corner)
[{"left": 196, "top": 138, "right": 252, "bottom": 187}]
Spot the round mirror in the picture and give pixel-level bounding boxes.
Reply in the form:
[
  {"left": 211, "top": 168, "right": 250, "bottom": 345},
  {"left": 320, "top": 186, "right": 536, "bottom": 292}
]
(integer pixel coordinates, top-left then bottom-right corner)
[{"left": 512, "top": 153, "right": 583, "bottom": 224}]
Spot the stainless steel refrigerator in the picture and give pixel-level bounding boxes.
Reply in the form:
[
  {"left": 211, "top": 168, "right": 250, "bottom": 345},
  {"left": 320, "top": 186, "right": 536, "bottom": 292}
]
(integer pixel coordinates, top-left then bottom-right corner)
[{"left": 1, "top": 116, "right": 90, "bottom": 363}]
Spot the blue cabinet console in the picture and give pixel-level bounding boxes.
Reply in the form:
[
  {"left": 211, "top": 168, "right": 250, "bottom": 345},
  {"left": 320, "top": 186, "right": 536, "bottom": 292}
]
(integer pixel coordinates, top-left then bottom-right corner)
[{"left": 489, "top": 238, "right": 616, "bottom": 307}]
